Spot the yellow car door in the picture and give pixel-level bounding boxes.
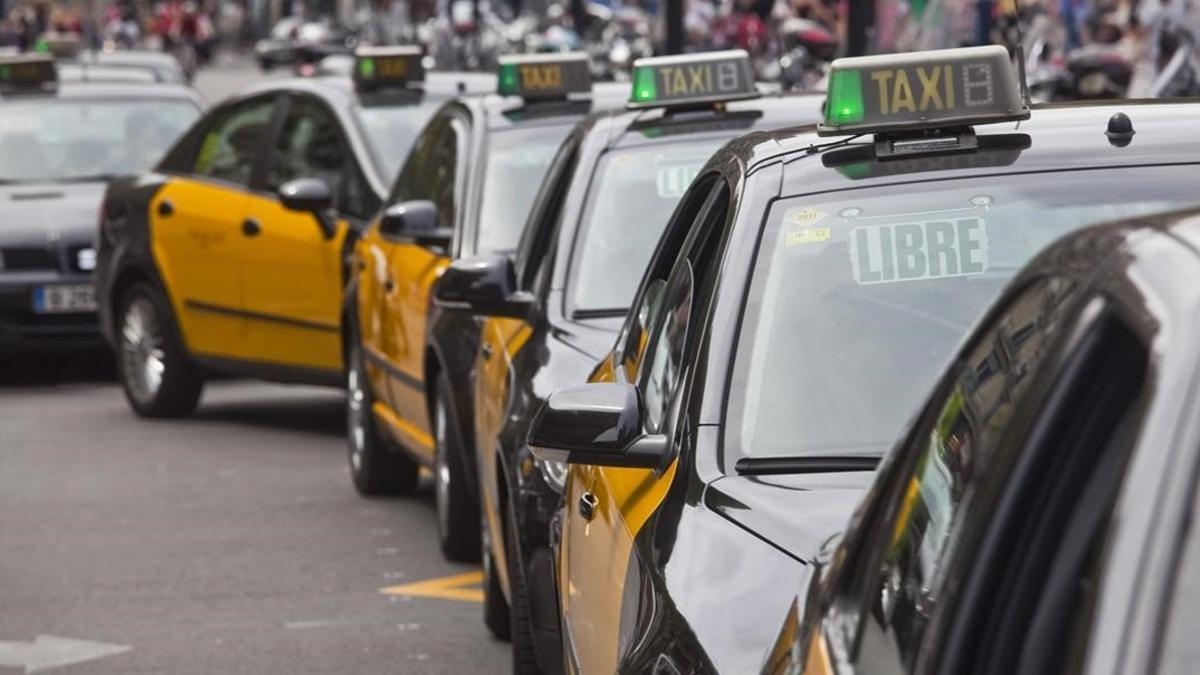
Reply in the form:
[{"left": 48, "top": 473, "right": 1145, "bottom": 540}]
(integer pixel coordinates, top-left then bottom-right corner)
[
  {"left": 150, "top": 94, "right": 278, "bottom": 361},
  {"left": 237, "top": 95, "right": 363, "bottom": 374}
]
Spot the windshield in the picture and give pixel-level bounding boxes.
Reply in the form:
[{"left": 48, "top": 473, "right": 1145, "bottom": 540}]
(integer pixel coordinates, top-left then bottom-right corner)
[
  {"left": 0, "top": 97, "right": 199, "bottom": 184},
  {"left": 354, "top": 101, "right": 443, "bottom": 182},
  {"left": 570, "top": 138, "right": 724, "bottom": 312},
  {"left": 476, "top": 124, "right": 573, "bottom": 252},
  {"left": 731, "top": 166, "right": 1200, "bottom": 461}
]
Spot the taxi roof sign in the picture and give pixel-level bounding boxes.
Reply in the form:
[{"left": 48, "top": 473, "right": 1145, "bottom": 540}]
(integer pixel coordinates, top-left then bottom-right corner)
[
  {"left": 629, "top": 50, "right": 759, "bottom": 109},
  {"left": 0, "top": 54, "right": 57, "bottom": 95},
  {"left": 497, "top": 53, "right": 591, "bottom": 101},
  {"left": 353, "top": 46, "right": 424, "bottom": 92},
  {"left": 818, "top": 45, "right": 1029, "bottom": 136}
]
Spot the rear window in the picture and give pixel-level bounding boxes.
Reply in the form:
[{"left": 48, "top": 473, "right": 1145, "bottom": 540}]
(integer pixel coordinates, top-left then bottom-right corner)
[{"left": 729, "top": 165, "right": 1200, "bottom": 461}]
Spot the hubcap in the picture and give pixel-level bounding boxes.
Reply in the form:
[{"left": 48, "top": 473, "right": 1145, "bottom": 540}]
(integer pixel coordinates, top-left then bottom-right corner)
[
  {"left": 120, "top": 297, "right": 165, "bottom": 404},
  {"left": 347, "top": 352, "right": 366, "bottom": 473},
  {"left": 435, "top": 398, "right": 451, "bottom": 537}
]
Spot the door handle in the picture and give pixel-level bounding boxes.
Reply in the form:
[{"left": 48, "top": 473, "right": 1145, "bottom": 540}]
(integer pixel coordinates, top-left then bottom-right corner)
[
  {"left": 383, "top": 278, "right": 395, "bottom": 293},
  {"left": 578, "top": 492, "right": 598, "bottom": 521},
  {"left": 157, "top": 199, "right": 174, "bottom": 217},
  {"left": 241, "top": 218, "right": 261, "bottom": 237},
  {"left": 480, "top": 342, "right": 494, "bottom": 361}
]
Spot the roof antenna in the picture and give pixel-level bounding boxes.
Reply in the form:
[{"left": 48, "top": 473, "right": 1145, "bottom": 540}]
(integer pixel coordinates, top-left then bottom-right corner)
[{"left": 1010, "top": 9, "right": 1033, "bottom": 109}]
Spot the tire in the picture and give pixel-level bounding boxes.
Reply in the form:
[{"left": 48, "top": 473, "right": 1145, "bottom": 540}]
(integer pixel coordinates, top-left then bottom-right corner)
[
  {"left": 116, "top": 281, "right": 203, "bottom": 418},
  {"left": 483, "top": 510, "right": 512, "bottom": 640},
  {"left": 347, "top": 343, "right": 419, "bottom": 496},
  {"left": 505, "top": 498, "right": 542, "bottom": 674},
  {"left": 433, "top": 374, "right": 481, "bottom": 562}
]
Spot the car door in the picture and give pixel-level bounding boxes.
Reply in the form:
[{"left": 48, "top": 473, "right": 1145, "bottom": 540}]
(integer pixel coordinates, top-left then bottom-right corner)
[
  {"left": 151, "top": 94, "right": 278, "bottom": 361},
  {"left": 561, "top": 180, "right": 730, "bottom": 673},
  {"left": 239, "top": 94, "right": 364, "bottom": 373},
  {"left": 378, "top": 113, "right": 465, "bottom": 457}
]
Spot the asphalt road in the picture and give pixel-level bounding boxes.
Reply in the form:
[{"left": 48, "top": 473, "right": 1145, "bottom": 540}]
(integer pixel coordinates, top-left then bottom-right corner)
[{"left": 0, "top": 57, "right": 509, "bottom": 674}]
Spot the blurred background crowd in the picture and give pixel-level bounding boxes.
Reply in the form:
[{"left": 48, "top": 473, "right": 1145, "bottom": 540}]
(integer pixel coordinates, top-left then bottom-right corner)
[{"left": 1, "top": 0, "right": 1197, "bottom": 97}]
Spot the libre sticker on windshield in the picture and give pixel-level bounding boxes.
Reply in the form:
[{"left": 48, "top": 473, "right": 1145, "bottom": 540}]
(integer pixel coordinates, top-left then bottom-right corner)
[
  {"left": 849, "top": 217, "right": 989, "bottom": 285},
  {"left": 655, "top": 163, "right": 702, "bottom": 198},
  {"left": 786, "top": 227, "right": 832, "bottom": 247}
]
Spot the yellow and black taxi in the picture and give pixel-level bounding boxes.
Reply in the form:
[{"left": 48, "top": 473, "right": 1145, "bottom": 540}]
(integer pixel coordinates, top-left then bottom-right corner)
[
  {"left": 762, "top": 205, "right": 1200, "bottom": 675},
  {"left": 95, "top": 47, "right": 491, "bottom": 416},
  {"left": 431, "top": 50, "right": 821, "bottom": 673},
  {"left": 521, "top": 46, "right": 1200, "bottom": 673},
  {"left": 345, "top": 53, "right": 629, "bottom": 562},
  {"left": 0, "top": 54, "right": 202, "bottom": 352}
]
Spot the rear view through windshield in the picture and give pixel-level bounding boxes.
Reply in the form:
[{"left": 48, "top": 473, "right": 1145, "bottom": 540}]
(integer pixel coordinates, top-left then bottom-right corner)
[
  {"left": 570, "top": 138, "right": 724, "bottom": 312},
  {"left": 0, "top": 98, "right": 199, "bottom": 184},
  {"left": 730, "top": 166, "right": 1200, "bottom": 461}
]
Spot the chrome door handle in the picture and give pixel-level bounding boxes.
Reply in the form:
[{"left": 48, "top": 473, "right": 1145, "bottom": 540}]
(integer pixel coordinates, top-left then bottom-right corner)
[
  {"left": 480, "top": 342, "right": 494, "bottom": 361},
  {"left": 578, "top": 492, "right": 598, "bottom": 521}
]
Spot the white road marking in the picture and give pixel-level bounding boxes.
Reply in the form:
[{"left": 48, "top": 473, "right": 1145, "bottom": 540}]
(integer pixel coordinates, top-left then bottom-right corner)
[{"left": 0, "top": 635, "right": 130, "bottom": 673}]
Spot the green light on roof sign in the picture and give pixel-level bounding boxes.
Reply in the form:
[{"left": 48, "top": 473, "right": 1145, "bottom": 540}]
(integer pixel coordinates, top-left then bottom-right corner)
[
  {"left": 827, "top": 69, "right": 864, "bottom": 125},
  {"left": 632, "top": 66, "right": 657, "bottom": 104},
  {"left": 359, "top": 57, "right": 375, "bottom": 78},
  {"left": 498, "top": 63, "right": 519, "bottom": 96}
]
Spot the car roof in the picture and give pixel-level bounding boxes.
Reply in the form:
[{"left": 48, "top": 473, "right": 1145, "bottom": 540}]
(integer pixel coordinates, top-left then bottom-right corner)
[
  {"left": 0, "top": 80, "right": 204, "bottom": 106},
  {"left": 235, "top": 71, "right": 496, "bottom": 107},
  {"left": 471, "top": 81, "right": 633, "bottom": 130},
  {"left": 709, "top": 100, "right": 1200, "bottom": 195}
]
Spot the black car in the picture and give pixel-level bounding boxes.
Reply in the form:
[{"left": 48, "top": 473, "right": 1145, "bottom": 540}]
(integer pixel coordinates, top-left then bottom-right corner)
[
  {"left": 344, "top": 53, "right": 629, "bottom": 563},
  {"left": 0, "top": 54, "right": 203, "bottom": 352},
  {"left": 761, "top": 205, "right": 1200, "bottom": 675},
  {"left": 523, "top": 46, "right": 1200, "bottom": 673},
  {"left": 432, "top": 50, "right": 822, "bottom": 673}
]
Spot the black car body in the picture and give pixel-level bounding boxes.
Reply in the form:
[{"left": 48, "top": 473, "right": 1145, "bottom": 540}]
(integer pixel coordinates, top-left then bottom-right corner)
[
  {"left": 523, "top": 49, "right": 1200, "bottom": 674},
  {"left": 0, "top": 69, "right": 204, "bottom": 351},
  {"left": 763, "top": 205, "right": 1200, "bottom": 675},
  {"left": 434, "top": 50, "right": 824, "bottom": 673}
]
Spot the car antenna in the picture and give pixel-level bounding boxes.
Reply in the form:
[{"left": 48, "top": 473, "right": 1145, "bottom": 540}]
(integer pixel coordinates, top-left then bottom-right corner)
[{"left": 1010, "top": 9, "right": 1032, "bottom": 109}]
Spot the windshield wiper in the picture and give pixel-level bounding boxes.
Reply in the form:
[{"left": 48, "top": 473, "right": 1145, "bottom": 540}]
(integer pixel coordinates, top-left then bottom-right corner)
[{"left": 735, "top": 455, "right": 880, "bottom": 476}]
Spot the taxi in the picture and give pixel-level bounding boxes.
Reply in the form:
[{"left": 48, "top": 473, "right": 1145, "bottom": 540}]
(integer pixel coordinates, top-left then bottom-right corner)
[
  {"left": 95, "top": 47, "right": 490, "bottom": 416},
  {"left": 762, "top": 206, "right": 1200, "bottom": 675},
  {"left": 431, "top": 51, "right": 822, "bottom": 673},
  {"left": 523, "top": 46, "right": 1200, "bottom": 673},
  {"left": 345, "top": 53, "right": 629, "bottom": 562},
  {"left": 0, "top": 54, "right": 203, "bottom": 352}
]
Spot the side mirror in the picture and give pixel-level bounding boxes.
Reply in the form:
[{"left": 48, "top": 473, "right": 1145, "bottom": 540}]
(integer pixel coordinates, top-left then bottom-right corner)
[
  {"left": 527, "top": 383, "right": 670, "bottom": 469},
  {"left": 278, "top": 178, "right": 336, "bottom": 239},
  {"left": 433, "top": 254, "right": 533, "bottom": 319},
  {"left": 379, "top": 200, "right": 452, "bottom": 250}
]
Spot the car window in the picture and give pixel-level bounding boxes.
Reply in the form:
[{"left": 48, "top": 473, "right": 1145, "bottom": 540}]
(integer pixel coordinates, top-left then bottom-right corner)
[
  {"left": 1159, "top": 490, "right": 1200, "bottom": 675},
  {"left": 193, "top": 96, "right": 276, "bottom": 186},
  {"left": 514, "top": 135, "right": 579, "bottom": 290},
  {"left": 729, "top": 167, "right": 1200, "bottom": 463},
  {"left": 620, "top": 176, "right": 722, "bottom": 382},
  {"left": 638, "top": 185, "right": 730, "bottom": 432},
  {"left": 848, "top": 277, "right": 1081, "bottom": 672},
  {"left": 476, "top": 124, "right": 574, "bottom": 253},
  {"left": 353, "top": 99, "right": 443, "bottom": 181},
  {"left": 389, "top": 115, "right": 458, "bottom": 230},
  {"left": 268, "top": 96, "right": 376, "bottom": 220}
]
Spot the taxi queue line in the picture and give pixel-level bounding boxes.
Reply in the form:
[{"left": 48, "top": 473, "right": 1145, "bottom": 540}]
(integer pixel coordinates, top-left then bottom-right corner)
[{"left": 3, "top": 42, "right": 1200, "bottom": 675}]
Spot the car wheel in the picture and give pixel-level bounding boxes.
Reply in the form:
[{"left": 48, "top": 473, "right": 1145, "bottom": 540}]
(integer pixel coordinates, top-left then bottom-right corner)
[
  {"left": 505, "top": 497, "right": 541, "bottom": 674},
  {"left": 347, "top": 343, "right": 419, "bottom": 496},
  {"left": 117, "top": 281, "right": 203, "bottom": 418},
  {"left": 483, "top": 511, "right": 511, "bottom": 640},
  {"left": 434, "top": 374, "right": 481, "bottom": 562}
]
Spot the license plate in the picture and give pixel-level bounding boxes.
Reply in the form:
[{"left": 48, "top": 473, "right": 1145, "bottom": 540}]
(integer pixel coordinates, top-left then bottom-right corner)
[{"left": 33, "top": 284, "right": 97, "bottom": 314}]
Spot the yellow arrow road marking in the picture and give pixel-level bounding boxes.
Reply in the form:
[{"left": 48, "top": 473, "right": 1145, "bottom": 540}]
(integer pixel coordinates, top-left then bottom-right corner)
[{"left": 380, "top": 570, "right": 484, "bottom": 603}]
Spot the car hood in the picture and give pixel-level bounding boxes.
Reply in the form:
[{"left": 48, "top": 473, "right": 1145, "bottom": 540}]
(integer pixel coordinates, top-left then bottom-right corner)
[
  {"left": 0, "top": 182, "right": 106, "bottom": 246},
  {"left": 705, "top": 470, "right": 874, "bottom": 563}
]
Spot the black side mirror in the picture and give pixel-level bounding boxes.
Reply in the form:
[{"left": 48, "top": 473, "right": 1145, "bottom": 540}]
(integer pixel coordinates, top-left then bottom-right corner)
[
  {"left": 278, "top": 177, "right": 336, "bottom": 239},
  {"left": 527, "top": 383, "right": 669, "bottom": 469},
  {"left": 379, "top": 200, "right": 452, "bottom": 251},
  {"left": 433, "top": 254, "right": 533, "bottom": 319}
]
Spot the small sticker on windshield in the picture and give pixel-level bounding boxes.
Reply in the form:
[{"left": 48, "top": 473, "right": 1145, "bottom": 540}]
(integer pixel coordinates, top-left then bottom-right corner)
[
  {"left": 786, "top": 207, "right": 828, "bottom": 227},
  {"left": 656, "top": 163, "right": 701, "bottom": 198},
  {"left": 786, "top": 227, "right": 832, "bottom": 247},
  {"left": 849, "top": 217, "right": 989, "bottom": 285}
]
